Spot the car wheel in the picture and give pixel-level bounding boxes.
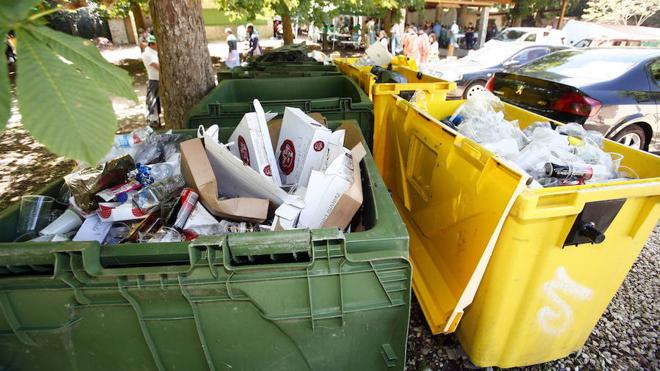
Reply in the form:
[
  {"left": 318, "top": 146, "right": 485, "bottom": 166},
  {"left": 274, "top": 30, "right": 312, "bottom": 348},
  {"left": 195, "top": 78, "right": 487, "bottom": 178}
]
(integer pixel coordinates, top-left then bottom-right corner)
[
  {"left": 463, "top": 82, "right": 486, "bottom": 99},
  {"left": 611, "top": 125, "right": 647, "bottom": 150}
]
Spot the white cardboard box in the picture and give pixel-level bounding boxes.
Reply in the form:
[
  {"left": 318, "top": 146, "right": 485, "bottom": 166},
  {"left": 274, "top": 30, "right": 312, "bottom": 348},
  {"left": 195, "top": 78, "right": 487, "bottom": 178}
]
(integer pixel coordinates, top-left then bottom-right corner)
[
  {"left": 228, "top": 100, "right": 282, "bottom": 186},
  {"left": 297, "top": 142, "right": 366, "bottom": 229},
  {"left": 276, "top": 107, "right": 344, "bottom": 188}
]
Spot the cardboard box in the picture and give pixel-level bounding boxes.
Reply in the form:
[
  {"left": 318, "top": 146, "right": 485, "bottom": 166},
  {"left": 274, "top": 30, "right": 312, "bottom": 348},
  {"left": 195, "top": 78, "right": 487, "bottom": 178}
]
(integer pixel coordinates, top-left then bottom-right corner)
[
  {"left": 228, "top": 100, "right": 282, "bottom": 186},
  {"left": 322, "top": 142, "right": 366, "bottom": 229},
  {"left": 297, "top": 141, "right": 366, "bottom": 230},
  {"left": 271, "top": 203, "right": 301, "bottom": 231},
  {"left": 275, "top": 108, "right": 344, "bottom": 188},
  {"left": 179, "top": 138, "right": 269, "bottom": 223}
]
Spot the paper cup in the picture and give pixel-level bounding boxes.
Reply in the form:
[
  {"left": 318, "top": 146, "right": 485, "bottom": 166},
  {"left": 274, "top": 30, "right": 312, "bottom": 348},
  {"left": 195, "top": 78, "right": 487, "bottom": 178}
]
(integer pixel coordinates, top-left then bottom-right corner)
[{"left": 39, "top": 209, "right": 83, "bottom": 236}]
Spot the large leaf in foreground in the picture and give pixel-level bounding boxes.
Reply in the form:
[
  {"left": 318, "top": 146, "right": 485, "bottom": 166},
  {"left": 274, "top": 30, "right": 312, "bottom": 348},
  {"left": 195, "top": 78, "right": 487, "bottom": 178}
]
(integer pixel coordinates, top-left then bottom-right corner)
[
  {"left": 0, "top": 47, "right": 8, "bottom": 130},
  {"left": 16, "top": 28, "right": 116, "bottom": 165},
  {"left": 27, "top": 24, "right": 137, "bottom": 101},
  {"left": 0, "top": 0, "right": 40, "bottom": 27}
]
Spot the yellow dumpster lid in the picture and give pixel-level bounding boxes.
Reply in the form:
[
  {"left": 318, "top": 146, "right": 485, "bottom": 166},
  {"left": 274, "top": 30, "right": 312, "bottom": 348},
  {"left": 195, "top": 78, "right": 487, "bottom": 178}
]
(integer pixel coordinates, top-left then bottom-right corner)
[{"left": 379, "top": 97, "right": 530, "bottom": 334}]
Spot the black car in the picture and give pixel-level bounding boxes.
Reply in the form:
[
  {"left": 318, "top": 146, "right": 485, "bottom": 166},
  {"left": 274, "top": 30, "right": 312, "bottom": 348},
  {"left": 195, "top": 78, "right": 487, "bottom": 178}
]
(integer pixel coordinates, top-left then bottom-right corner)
[
  {"left": 486, "top": 48, "right": 660, "bottom": 151},
  {"left": 424, "top": 43, "right": 569, "bottom": 99}
]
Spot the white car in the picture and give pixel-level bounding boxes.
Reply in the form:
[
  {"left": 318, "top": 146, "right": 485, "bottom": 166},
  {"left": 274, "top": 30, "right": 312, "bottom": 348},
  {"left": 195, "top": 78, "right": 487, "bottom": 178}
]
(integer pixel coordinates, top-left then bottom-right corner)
[
  {"left": 422, "top": 43, "right": 569, "bottom": 98},
  {"left": 486, "top": 27, "right": 566, "bottom": 46}
]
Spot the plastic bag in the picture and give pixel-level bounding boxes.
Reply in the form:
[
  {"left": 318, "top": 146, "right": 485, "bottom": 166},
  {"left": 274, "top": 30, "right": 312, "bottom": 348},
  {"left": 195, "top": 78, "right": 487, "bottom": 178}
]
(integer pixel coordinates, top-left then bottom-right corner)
[
  {"left": 133, "top": 132, "right": 184, "bottom": 165},
  {"left": 410, "top": 90, "right": 428, "bottom": 112},
  {"left": 451, "top": 90, "right": 504, "bottom": 122},
  {"left": 458, "top": 110, "right": 527, "bottom": 154}
]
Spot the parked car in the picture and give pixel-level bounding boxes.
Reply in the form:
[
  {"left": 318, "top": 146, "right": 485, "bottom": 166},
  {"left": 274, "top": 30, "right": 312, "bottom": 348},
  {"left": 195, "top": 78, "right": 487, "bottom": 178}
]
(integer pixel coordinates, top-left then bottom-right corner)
[
  {"left": 422, "top": 43, "right": 568, "bottom": 98},
  {"left": 563, "top": 19, "right": 660, "bottom": 46},
  {"left": 574, "top": 38, "right": 660, "bottom": 48},
  {"left": 486, "top": 48, "right": 660, "bottom": 151},
  {"left": 486, "top": 27, "right": 566, "bottom": 46}
]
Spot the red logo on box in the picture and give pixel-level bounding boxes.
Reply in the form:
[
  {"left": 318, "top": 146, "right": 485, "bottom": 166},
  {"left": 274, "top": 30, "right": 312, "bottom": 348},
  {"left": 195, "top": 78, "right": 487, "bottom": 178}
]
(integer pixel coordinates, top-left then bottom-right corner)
[
  {"left": 237, "top": 135, "right": 250, "bottom": 165},
  {"left": 98, "top": 208, "right": 112, "bottom": 219},
  {"left": 279, "top": 139, "right": 296, "bottom": 175},
  {"left": 313, "top": 140, "right": 325, "bottom": 152},
  {"left": 263, "top": 165, "right": 272, "bottom": 176}
]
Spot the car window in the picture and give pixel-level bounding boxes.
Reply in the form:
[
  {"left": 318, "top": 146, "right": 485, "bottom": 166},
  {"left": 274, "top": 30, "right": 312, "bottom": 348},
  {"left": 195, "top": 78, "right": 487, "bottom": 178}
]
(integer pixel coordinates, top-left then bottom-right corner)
[
  {"left": 519, "top": 50, "right": 649, "bottom": 82},
  {"left": 495, "top": 29, "right": 525, "bottom": 41},
  {"left": 511, "top": 47, "right": 550, "bottom": 64},
  {"left": 524, "top": 33, "right": 537, "bottom": 42},
  {"left": 649, "top": 60, "right": 660, "bottom": 87},
  {"left": 574, "top": 39, "right": 591, "bottom": 47}
]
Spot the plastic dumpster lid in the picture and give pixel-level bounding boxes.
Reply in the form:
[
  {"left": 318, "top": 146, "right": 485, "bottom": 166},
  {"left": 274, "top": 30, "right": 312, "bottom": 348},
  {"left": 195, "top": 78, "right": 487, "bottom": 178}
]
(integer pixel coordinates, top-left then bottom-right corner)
[{"left": 382, "top": 97, "right": 530, "bottom": 335}]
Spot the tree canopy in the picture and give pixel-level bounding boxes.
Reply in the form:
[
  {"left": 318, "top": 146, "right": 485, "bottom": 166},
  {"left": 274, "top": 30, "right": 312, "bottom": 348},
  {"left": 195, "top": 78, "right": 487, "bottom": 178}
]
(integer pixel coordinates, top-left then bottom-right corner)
[
  {"left": 582, "top": 0, "right": 660, "bottom": 26},
  {"left": 216, "top": 0, "right": 424, "bottom": 25}
]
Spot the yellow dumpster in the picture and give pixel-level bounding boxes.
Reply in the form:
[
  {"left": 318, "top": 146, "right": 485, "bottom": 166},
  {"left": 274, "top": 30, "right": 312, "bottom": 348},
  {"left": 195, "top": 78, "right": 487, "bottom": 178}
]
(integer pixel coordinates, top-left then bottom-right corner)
[
  {"left": 371, "top": 67, "right": 455, "bottom": 169},
  {"left": 374, "top": 94, "right": 660, "bottom": 367},
  {"left": 333, "top": 56, "right": 420, "bottom": 99}
]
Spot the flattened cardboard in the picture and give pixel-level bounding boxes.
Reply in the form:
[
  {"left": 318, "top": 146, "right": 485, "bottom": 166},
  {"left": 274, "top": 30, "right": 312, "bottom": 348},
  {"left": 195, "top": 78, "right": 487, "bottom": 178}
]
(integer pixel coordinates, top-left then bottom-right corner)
[
  {"left": 180, "top": 138, "right": 269, "bottom": 223},
  {"left": 202, "top": 129, "right": 303, "bottom": 208}
]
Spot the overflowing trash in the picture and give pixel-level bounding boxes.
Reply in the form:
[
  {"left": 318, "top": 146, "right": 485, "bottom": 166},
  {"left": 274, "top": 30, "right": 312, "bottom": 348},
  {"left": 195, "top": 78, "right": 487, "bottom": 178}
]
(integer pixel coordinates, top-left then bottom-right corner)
[
  {"left": 353, "top": 42, "right": 393, "bottom": 67},
  {"left": 16, "top": 100, "right": 365, "bottom": 243},
  {"left": 252, "top": 42, "right": 320, "bottom": 63},
  {"left": 446, "top": 91, "right": 633, "bottom": 188}
]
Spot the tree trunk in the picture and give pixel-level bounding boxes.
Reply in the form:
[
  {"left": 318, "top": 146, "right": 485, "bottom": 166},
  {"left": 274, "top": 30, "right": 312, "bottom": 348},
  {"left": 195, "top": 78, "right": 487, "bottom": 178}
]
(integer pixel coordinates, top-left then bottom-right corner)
[
  {"left": 383, "top": 9, "right": 394, "bottom": 36},
  {"left": 282, "top": 14, "right": 294, "bottom": 45},
  {"left": 149, "top": 0, "right": 215, "bottom": 129},
  {"left": 131, "top": 2, "right": 146, "bottom": 31},
  {"left": 511, "top": 16, "right": 523, "bottom": 27}
]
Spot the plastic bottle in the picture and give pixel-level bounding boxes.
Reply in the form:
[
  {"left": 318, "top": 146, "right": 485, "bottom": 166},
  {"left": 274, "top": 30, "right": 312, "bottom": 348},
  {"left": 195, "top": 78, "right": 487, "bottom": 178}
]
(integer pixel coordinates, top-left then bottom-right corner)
[
  {"left": 544, "top": 162, "right": 611, "bottom": 183},
  {"left": 133, "top": 174, "right": 185, "bottom": 213},
  {"left": 114, "top": 127, "right": 153, "bottom": 148}
]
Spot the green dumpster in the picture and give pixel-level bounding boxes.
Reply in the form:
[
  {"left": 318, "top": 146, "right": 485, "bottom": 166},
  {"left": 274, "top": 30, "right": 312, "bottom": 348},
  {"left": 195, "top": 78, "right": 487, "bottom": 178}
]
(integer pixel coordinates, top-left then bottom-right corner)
[
  {"left": 217, "top": 65, "right": 340, "bottom": 81},
  {"left": 0, "top": 121, "right": 410, "bottom": 371},
  {"left": 185, "top": 75, "right": 375, "bottom": 148}
]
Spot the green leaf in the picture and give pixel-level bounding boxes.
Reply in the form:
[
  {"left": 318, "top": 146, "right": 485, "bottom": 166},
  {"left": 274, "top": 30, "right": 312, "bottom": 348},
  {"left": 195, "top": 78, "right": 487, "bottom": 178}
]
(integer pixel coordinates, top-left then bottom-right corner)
[
  {"left": 26, "top": 24, "right": 137, "bottom": 102},
  {"left": 0, "top": 0, "right": 40, "bottom": 26},
  {"left": 16, "top": 28, "right": 116, "bottom": 165},
  {"left": 0, "top": 49, "right": 9, "bottom": 130}
]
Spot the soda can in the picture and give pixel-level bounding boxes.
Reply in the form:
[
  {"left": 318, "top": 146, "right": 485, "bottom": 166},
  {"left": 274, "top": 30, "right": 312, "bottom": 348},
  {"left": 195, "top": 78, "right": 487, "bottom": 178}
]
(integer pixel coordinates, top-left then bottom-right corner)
[{"left": 173, "top": 188, "right": 199, "bottom": 230}]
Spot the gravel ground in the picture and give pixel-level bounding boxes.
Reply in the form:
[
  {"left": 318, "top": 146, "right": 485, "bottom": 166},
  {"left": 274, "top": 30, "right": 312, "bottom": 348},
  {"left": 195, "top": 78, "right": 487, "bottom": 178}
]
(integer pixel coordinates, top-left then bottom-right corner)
[{"left": 406, "top": 225, "right": 659, "bottom": 370}]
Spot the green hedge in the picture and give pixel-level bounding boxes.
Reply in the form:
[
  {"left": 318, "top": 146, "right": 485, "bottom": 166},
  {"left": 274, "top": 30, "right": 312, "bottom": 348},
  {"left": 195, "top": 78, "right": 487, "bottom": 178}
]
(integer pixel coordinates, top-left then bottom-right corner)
[{"left": 202, "top": 9, "right": 268, "bottom": 26}]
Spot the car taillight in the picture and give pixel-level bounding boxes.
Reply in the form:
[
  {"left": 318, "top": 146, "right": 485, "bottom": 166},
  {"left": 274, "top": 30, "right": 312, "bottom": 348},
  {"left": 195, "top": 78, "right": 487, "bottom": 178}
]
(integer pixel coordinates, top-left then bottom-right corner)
[
  {"left": 485, "top": 76, "right": 495, "bottom": 91},
  {"left": 551, "top": 92, "right": 601, "bottom": 117}
]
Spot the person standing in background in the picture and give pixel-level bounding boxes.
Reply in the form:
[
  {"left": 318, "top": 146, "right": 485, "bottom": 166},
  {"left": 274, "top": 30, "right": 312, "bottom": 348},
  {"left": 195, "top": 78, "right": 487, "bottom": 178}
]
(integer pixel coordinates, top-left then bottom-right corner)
[
  {"left": 366, "top": 19, "right": 376, "bottom": 46},
  {"left": 448, "top": 21, "right": 459, "bottom": 56},
  {"left": 377, "top": 30, "right": 389, "bottom": 49},
  {"left": 245, "top": 24, "right": 262, "bottom": 58},
  {"left": 465, "top": 26, "right": 475, "bottom": 50},
  {"left": 415, "top": 28, "right": 430, "bottom": 64},
  {"left": 432, "top": 21, "right": 441, "bottom": 40},
  {"left": 403, "top": 26, "right": 418, "bottom": 60},
  {"left": 225, "top": 28, "right": 240, "bottom": 68},
  {"left": 390, "top": 23, "right": 402, "bottom": 55},
  {"left": 141, "top": 35, "right": 161, "bottom": 128},
  {"left": 428, "top": 33, "right": 440, "bottom": 63},
  {"left": 137, "top": 28, "right": 149, "bottom": 52}
]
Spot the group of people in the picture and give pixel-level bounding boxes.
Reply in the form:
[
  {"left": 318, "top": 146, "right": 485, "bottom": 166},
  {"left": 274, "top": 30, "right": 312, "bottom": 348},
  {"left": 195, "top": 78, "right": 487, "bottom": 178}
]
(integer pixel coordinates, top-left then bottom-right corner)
[
  {"left": 370, "top": 19, "right": 501, "bottom": 62},
  {"left": 224, "top": 24, "right": 262, "bottom": 68}
]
